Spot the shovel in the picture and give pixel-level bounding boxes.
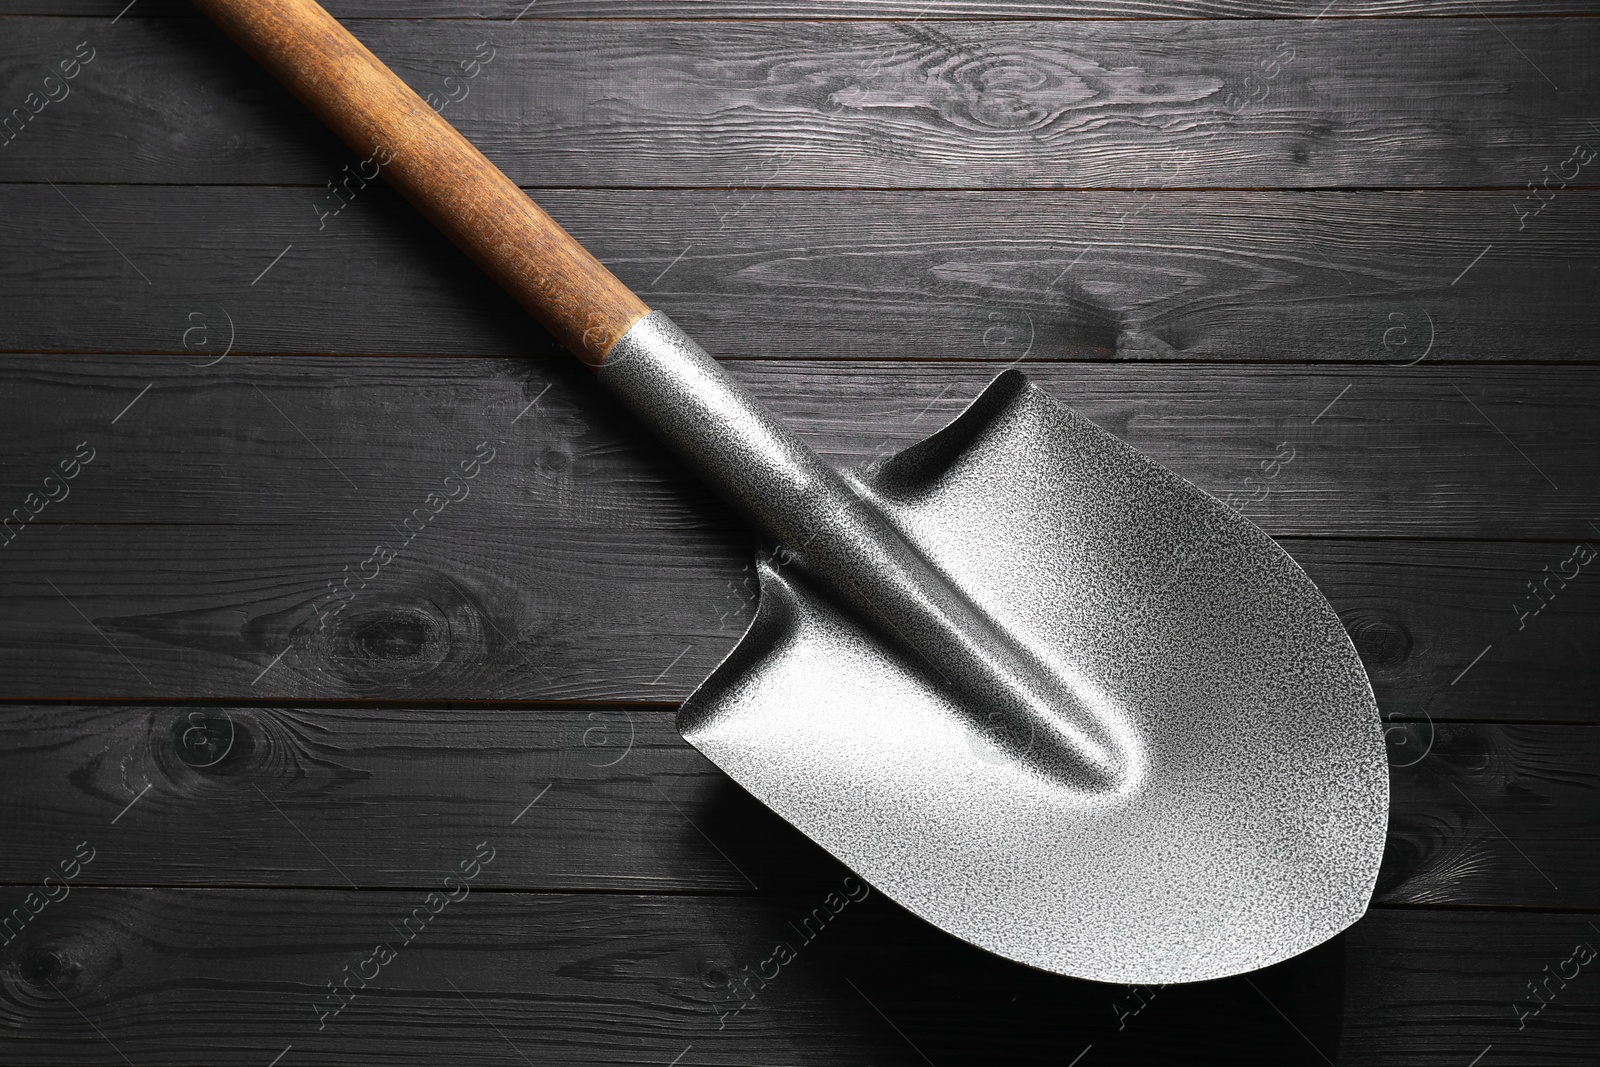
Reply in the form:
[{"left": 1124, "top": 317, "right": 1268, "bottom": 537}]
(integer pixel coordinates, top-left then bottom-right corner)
[{"left": 191, "top": 0, "right": 1389, "bottom": 985}]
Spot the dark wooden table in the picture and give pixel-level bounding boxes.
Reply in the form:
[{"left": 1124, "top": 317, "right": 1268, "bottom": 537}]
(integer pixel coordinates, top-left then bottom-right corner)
[{"left": 2, "top": 2, "right": 1597, "bottom": 1064}]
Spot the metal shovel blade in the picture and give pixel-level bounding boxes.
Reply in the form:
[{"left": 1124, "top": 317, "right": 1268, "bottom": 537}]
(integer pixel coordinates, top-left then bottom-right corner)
[{"left": 679, "top": 370, "right": 1389, "bottom": 985}]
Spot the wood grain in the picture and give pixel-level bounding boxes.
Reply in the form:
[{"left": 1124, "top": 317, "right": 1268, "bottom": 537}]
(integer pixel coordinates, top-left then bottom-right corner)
[
  {"left": 0, "top": 888, "right": 1591, "bottom": 1066},
  {"left": 2, "top": 185, "right": 1593, "bottom": 363},
  {"left": 0, "top": 705, "right": 1593, "bottom": 911},
  {"left": 1341, "top": 911, "right": 1600, "bottom": 1067},
  {"left": 0, "top": 525, "right": 1593, "bottom": 718},
  {"left": 2, "top": 5, "right": 1595, "bottom": 1065},
  {"left": 3, "top": 18, "right": 1597, "bottom": 188},
  {"left": 0, "top": 355, "right": 1591, "bottom": 535},
  {"left": 7, "top": 0, "right": 1600, "bottom": 18}
]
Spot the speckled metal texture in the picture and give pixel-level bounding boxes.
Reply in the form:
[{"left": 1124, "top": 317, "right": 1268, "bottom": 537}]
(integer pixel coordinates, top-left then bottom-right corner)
[{"left": 600, "top": 312, "right": 1389, "bottom": 985}]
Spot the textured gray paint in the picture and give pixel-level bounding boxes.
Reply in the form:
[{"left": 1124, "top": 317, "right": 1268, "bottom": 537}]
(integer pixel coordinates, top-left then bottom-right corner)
[{"left": 601, "top": 312, "right": 1389, "bottom": 984}]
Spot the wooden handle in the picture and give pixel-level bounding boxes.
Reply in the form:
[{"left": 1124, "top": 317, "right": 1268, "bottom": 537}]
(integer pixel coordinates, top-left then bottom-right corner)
[{"left": 192, "top": 0, "right": 649, "bottom": 365}]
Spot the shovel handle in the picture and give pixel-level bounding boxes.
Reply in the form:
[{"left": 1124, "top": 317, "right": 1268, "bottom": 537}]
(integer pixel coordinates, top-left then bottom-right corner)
[{"left": 191, "top": 0, "right": 649, "bottom": 366}]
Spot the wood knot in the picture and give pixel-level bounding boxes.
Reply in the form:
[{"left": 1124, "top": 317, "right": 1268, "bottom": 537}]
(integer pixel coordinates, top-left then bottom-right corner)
[
  {"left": 2, "top": 921, "right": 122, "bottom": 1006},
  {"left": 1340, "top": 609, "right": 1412, "bottom": 671},
  {"left": 166, "top": 709, "right": 255, "bottom": 775},
  {"left": 346, "top": 608, "right": 437, "bottom": 663},
  {"left": 942, "top": 55, "right": 1063, "bottom": 132},
  {"left": 874, "top": 27, "right": 1091, "bottom": 135},
  {"left": 327, "top": 604, "right": 457, "bottom": 691},
  {"left": 699, "top": 959, "right": 731, "bottom": 991},
  {"left": 297, "top": 573, "right": 496, "bottom": 696}
]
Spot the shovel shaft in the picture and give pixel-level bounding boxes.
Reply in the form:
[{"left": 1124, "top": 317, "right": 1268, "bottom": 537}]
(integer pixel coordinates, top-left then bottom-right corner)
[{"left": 190, "top": 0, "right": 648, "bottom": 365}]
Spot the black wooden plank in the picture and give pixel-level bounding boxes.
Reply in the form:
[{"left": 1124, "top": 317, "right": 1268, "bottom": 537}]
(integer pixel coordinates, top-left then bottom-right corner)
[
  {"left": 1343, "top": 911, "right": 1600, "bottom": 1067},
  {"left": 0, "top": 705, "right": 1594, "bottom": 910},
  {"left": 1375, "top": 722, "right": 1600, "bottom": 910},
  {"left": 2, "top": 18, "right": 1597, "bottom": 188},
  {"left": 0, "top": 528, "right": 1593, "bottom": 717},
  {"left": 0, "top": 888, "right": 1591, "bottom": 1065},
  {"left": 1322, "top": 540, "right": 1600, "bottom": 730},
  {"left": 3, "top": 185, "right": 1594, "bottom": 363},
  {"left": 0, "top": 355, "right": 1592, "bottom": 534},
  {"left": 5, "top": 0, "right": 1598, "bottom": 17}
]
